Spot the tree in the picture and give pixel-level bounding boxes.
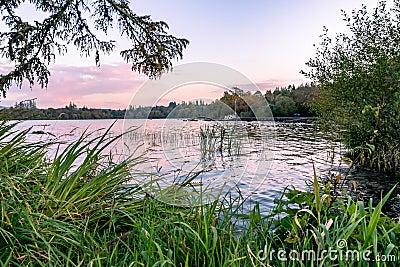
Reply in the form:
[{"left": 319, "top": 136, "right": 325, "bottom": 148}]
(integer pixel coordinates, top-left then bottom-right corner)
[
  {"left": 272, "top": 95, "right": 296, "bottom": 117},
  {"left": 0, "top": 0, "right": 189, "bottom": 97},
  {"left": 303, "top": 0, "right": 400, "bottom": 172},
  {"left": 292, "top": 84, "right": 318, "bottom": 116}
]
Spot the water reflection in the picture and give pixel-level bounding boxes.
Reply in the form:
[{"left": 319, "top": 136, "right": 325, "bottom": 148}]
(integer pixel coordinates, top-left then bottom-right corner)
[
  {"left": 123, "top": 119, "right": 275, "bottom": 206},
  {"left": 14, "top": 119, "right": 400, "bottom": 215}
]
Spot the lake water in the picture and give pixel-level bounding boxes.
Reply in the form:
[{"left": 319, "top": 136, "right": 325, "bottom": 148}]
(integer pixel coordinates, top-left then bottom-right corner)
[{"left": 15, "top": 119, "right": 400, "bottom": 216}]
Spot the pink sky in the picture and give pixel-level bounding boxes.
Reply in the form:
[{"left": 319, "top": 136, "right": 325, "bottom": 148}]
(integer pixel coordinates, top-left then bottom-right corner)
[
  {"left": 0, "top": 0, "right": 378, "bottom": 109},
  {"left": 1, "top": 64, "right": 147, "bottom": 109},
  {"left": 1, "top": 62, "right": 304, "bottom": 109}
]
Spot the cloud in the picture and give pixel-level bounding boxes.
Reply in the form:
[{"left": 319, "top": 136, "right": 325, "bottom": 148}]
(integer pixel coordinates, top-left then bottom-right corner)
[
  {"left": 0, "top": 62, "right": 310, "bottom": 109},
  {"left": 1, "top": 63, "right": 147, "bottom": 109},
  {"left": 233, "top": 78, "right": 309, "bottom": 92}
]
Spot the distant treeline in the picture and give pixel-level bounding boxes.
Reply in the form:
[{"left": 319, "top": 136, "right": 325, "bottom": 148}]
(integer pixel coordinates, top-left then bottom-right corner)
[
  {"left": 0, "top": 102, "right": 125, "bottom": 120},
  {"left": 1, "top": 84, "right": 318, "bottom": 120},
  {"left": 128, "top": 83, "right": 318, "bottom": 119}
]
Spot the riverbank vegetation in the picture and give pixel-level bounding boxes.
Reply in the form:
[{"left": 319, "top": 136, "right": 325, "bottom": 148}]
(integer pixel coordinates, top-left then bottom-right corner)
[
  {"left": 1, "top": 121, "right": 399, "bottom": 266},
  {"left": 304, "top": 0, "right": 400, "bottom": 173},
  {"left": 129, "top": 83, "right": 318, "bottom": 119},
  {"left": 0, "top": 83, "right": 318, "bottom": 120},
  {"left": 0, "top": 101, "right": 125, "bottom": 120}
]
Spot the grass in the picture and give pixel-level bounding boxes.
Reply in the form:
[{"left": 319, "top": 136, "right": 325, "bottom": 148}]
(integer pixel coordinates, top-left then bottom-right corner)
[{"left": 0, "top": 120, "right": 399, "bottom": 266}]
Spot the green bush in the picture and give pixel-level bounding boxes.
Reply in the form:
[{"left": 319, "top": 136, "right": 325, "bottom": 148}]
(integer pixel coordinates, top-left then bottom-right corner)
[{"left": 303, "top": 1, "right": 400, "bottom": 173}]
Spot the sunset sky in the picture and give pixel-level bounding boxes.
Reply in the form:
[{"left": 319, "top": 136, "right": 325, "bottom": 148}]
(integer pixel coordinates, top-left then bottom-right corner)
[{"left": 0, "top": 0, "right": 378, "bottom": 109}]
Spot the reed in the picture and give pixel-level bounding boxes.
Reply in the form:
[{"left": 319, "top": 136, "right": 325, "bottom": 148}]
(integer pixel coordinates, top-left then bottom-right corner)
[{"left": 199, "top": 124, "right": 241, "bottom": 158}]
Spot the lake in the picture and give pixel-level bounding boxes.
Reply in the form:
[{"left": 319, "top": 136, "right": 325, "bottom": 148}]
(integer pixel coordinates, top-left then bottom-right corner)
[{"left": 15, "top": 119, "right": 400, "bottom": 215}]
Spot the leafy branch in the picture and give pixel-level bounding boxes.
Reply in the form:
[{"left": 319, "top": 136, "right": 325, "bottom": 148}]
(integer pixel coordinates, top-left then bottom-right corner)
[{"left": 0, "top": 0, "right": 189, "bottom": 97}]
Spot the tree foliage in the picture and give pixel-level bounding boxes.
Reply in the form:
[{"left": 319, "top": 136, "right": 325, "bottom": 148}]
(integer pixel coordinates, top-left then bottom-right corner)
[
  {"left": 303, "top": 0, "right": 400, "bottom": 172},
  {"left": 0, "top": 0, "right": 189, "bottom": 97},
  {"left": 125, "top": 85, "right": 318, "bottom": 119},
  {"left": 265, "top": 84, "right": 318, "bottom": 117}
]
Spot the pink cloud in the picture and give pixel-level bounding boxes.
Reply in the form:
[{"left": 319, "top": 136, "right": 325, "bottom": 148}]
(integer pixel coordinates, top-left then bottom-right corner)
[
  {"left": 254, "top": 79, "right": 309, "bottom": 91},
  {"left": 213, "top": 79, "right": 310, "bottom": 95},
  {"left": 0, "top": 62, "right": 310, "bottom": 109},
  {"left": 1, "top": 63, "right": 147, "bottom": 109}
]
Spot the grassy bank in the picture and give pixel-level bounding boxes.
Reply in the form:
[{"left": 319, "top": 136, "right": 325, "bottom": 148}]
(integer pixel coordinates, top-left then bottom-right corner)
[{"left": 0, "top": 121, "right": 399, "bottom": 266}]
